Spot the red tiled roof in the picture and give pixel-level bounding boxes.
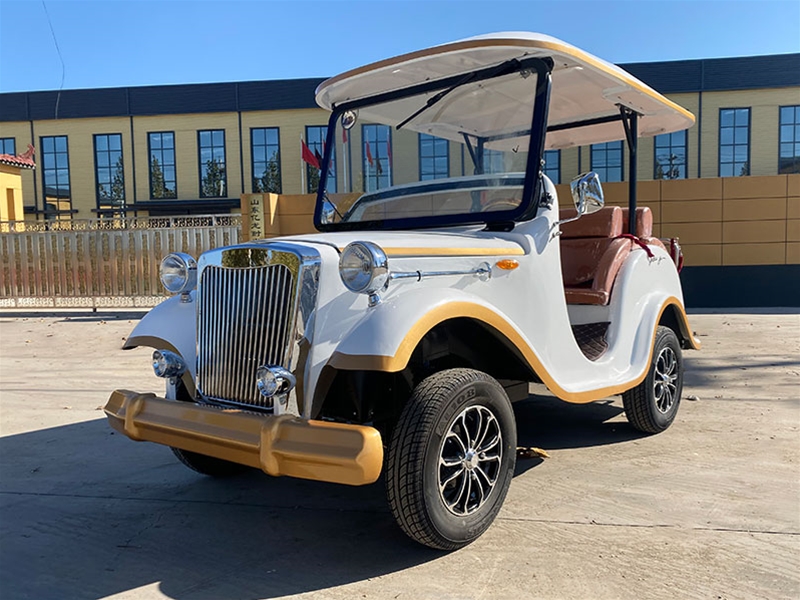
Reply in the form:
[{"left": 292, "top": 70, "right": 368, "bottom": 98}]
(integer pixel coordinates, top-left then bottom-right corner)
[{"left": 0, "top": 146, "right": 35, "bottom": 170}]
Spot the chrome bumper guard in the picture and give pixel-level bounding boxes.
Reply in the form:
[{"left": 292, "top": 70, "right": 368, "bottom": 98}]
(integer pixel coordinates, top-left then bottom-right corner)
[{"left": 105, "top": 389, "right": 383, "bottom": 486}]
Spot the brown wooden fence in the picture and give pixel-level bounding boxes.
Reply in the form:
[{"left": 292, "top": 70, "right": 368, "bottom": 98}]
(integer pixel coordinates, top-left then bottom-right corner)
[{"left": 0, "top": 215, "right": 241, "bottom": 308}]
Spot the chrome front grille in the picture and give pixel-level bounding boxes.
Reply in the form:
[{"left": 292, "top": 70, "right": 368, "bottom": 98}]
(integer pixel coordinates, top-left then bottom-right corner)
[{"left": 197, "top": 264, "right": 296, "bottom": 408}]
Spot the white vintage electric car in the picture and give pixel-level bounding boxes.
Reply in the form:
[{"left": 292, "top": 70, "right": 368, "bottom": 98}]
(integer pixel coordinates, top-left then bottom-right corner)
[{"left": 106, "top": 33, "right": 701, "bottom": 550}]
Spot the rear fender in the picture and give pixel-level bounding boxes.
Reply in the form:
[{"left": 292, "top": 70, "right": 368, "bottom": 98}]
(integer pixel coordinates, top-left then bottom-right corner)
[{"left": 124, "top": 293, "right": 197, "bottom": 393}]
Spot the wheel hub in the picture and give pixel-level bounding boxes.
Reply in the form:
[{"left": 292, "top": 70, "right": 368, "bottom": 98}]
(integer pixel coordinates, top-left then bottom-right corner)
[{"left": 438, "top": 405, "right": 503, "bottom": 516}]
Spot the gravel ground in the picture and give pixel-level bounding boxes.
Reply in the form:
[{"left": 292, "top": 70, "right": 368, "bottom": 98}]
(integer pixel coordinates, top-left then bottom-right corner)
[{"left": 0, "top": 310, "right": 798, "bottom": 600}]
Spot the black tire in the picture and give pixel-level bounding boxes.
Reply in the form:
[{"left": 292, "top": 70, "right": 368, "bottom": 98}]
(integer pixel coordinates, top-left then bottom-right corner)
[
  {"left": 622, "top": 326, "right": 684, "bottom": 433},
  {"left": 171, "top": 447, "right": 250, "bottom": 477},
  {"left": 386, "top": 368, "right": 516, "bottom": 550}
]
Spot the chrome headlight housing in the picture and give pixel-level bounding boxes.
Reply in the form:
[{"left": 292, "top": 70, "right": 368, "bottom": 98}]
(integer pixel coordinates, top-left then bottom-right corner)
[
  {"left": 159, "top": 252, "right": 197, "bottom": 294},
  {"left": 339, "top": 241, "right": 389, "bottom": 294}
]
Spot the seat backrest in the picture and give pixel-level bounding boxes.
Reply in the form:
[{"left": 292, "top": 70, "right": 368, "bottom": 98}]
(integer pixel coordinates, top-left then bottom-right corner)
[
  {"left": 620, "top": 207, "right": 653, "bottom": 238},
  {"left": 559, "top": 206, "right": 623, "bottom": 239},
  {"left": 559, "top": 207, "right": 624, "bottom": 288}
]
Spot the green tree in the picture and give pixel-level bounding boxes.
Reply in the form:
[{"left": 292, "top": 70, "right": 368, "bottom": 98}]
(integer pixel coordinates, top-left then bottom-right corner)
[
  {"left": 110, "top": 156, "right": 125, "bottom": 203},
  {"left": 150, "top": 156, "right": 176, "bottom": 198},
  {"left": 254, "top": 152, "right": 281, "bottom": 193},
  {"left": 202, "top": 158, "right": 226, "bottom": 197},
  {"left": 307, "top": 164, "right": 320, "bottom": 194}
]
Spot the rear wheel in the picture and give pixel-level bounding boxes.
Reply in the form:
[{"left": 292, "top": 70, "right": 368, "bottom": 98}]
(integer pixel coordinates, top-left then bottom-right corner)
[
  {"left": 386, "top": 368, "right": 516, "bottom": 550},
  {"left": 623, "top": 326, "right": 683, "bottom": 433}
]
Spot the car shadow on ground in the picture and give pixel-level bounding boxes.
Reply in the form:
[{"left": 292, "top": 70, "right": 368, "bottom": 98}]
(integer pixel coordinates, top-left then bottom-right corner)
[{"left": 0, "top": 395, "right": 642, "bottom": 600}]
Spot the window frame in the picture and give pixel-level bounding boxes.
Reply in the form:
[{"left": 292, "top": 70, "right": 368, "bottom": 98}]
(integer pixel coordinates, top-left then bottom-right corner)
[
  {"left": 197, "top": 129, "right": 227, "bottom": 198},
  {"left": 250, "top": 126, "right": 282, "bottom": 194},
  {"left": 418, "top": 133, "right": 450, "bottom": 180},
  {"left": 718, "top": 107, "right": 751, "bottom": 177},
  {"left": 147, "top": 131, "right": 178, "bottom": 199},
  {"left": 93, "top": 133, "right": 125, "bottom": 208},
  {"left": 361, "top": 124, "right": 393, "bottom": 192},
  {"left": 590, "top": 141, "right": 624, "bottom": 183},
  {"left": 653, "top": 129, "right": 688, "bottom": 180},
  {"left": 0, "top": 138, "right": 16, "bottom": 155},
  {"left": 543, "top": 149, "right": 561, "bottom": 184},
  {"left": 778, "top": 104, "right": 800, "bottom": 175},
  {"left": 39, "top": 135, "right": 71, "bottom": 216},
  {"left": 305, "top": 125, "right": 335, "bottom": 193}
]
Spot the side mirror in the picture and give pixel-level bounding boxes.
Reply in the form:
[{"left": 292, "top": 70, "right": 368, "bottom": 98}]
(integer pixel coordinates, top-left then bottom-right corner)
[
  {"left": 570, "top": 172, "right": 604, "bottom": 215},
  {"left": 320, "top": 200, "right": 338, "bottom": 225}
]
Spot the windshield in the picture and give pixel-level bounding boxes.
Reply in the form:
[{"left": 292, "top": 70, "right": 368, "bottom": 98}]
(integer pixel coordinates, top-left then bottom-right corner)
[{"left": 314, "top": 57, "right": 550, "bottom": 231}]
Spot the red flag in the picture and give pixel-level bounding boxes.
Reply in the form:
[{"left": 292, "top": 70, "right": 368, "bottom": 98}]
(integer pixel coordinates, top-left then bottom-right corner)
[
  {"left": 376, "top": 156, "right": 383, "bottom": 175},
  {"left": 386, "top": 141, "right": 392, "bottom": 167},
  {"left": 365, "top": 140, "right": 373, "bottom": 166},
  {"left": 301, "top": 139, "right": 320, "bottom": 169},
  {"left": 314, "top": 148, "right": 323, "bottom": 166}
]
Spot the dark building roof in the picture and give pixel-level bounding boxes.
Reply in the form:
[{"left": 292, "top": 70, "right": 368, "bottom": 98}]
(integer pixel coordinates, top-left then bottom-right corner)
[{"left": 1, "top": 53, "right": 798, "bottom": 123}]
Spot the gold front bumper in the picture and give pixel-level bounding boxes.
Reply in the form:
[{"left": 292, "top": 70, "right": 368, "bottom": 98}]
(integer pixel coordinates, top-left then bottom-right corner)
[{"left": 104, "top": 389, "right": 383, "bottom": 486}]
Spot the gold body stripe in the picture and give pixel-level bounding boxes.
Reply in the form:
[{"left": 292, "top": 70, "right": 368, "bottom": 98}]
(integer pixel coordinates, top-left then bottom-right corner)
[{"left": 328, "top": 297, "right": 700, "bottom": 403}]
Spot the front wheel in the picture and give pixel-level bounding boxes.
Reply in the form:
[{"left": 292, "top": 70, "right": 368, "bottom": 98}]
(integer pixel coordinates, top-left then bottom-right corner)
[
  {"left": 386, "top": 368, "right": 517, "bottom": 550},
  {"left": 622, "top": 326, "right": 684, "bottom": 433}
]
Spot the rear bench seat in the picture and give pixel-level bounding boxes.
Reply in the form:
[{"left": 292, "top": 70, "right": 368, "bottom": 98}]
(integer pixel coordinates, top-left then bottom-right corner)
[
  {"left": 559, "top": 206, "right": 661, "bottom": 305},
  {"left": 560, "top": 206, "right": 630, "bottom": 305}
]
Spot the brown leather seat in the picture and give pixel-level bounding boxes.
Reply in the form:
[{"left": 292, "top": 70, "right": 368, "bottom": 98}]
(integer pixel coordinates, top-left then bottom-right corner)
[
  {"left": 560, "top": 206, "right": 632, "bottom": 305},
  {"left": 621, "top": 207, "right": 667, "bottom": 252}
]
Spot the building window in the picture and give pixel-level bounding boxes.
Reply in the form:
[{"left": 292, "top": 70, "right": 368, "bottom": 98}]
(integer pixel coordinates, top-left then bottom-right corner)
[
  {"left": 483, "top": 149, "right": 504, "bottom": 174},
  {"left": 779, "top": 105, "right": 800, "bottom": 174},
  {"left": 543, "top": 149, "right": 560, "bottom": 184},
  {"left": 591, "top": 141, "right": 623, "bottom": 182},
  {"left": 654, "top": 130, "right": 688, "bottom": 179},
  {"left": 305, "top": 125, "right": 335, "bottom": 193},
  {"left": 40, "top": 135, "right": 71, "bottom": 215},
  {"left": 94, "top": 134, "right": 125, "bottom": 209},
  {"left": 0, "top": 138, "right": 15, "bottom": 155},
  {"left": 198, "top": 129, "right": 227, "bottom": 197},
  {"left": 148, "top": 132, "right": 177, "bottom": 199},
  {"left": 362, "top": 124, "right": 391, "bottom": 192},
  {"left": 719, "top": 108, "right": 750, "bottom": 177},
  {"left": 251, "top": 127, "right": 281, "bottom": 193},
  {"left": 419, "top": 134, "right": 449, "bottom": 180}
]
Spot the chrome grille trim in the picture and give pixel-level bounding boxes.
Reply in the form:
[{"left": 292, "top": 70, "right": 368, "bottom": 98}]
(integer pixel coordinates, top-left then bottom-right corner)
[{"left": 197, "top": 263, "right": 296, "bottom": 409}]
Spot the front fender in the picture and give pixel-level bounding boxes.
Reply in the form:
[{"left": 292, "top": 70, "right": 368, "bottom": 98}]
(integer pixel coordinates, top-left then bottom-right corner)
[
  {"left": 124, "top": 292, "right": 197, "bottom": 388},
  {"left": 327, "top": 288, "right": 521, "bottom": 373}
]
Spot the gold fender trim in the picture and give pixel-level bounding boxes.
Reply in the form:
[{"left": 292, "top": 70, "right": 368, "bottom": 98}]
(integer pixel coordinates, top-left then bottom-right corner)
[
  {"left": 105, "top": 389, "right": 383, "bottom": 486},
  {"left": 328, "top": 297, "right": 700, "bottom": 404}
]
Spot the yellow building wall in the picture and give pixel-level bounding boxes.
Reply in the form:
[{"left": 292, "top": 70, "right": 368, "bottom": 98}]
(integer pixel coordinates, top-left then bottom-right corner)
[
  {"left": 699, "top": 88, "right": 800, "bottom": 178},
  {"left": 132, "top": 112, "right": 242, "bottom": 201},
  {"left": 240, "top": 108, "right": 330, "bottom": 195},
  {"left": 556, "top": 174, "right": 799, "bottom": 267},
  {"left": 2, "top": 85, "right": 796, "bottom": 220},
  {"left": 1, "top": 121, "right": 40, "bottom": 216},
  {"left": 0, "top": 164, "right": 26, "bottom": 223}
]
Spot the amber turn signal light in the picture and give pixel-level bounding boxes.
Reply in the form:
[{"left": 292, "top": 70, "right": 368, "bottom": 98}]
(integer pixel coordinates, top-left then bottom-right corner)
[{"left": 495, "top": 259, "right": 519, "bottom": 270}]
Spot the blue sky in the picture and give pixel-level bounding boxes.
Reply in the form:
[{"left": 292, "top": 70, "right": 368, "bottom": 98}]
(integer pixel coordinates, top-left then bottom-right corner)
[{"left": 1, "top": 0, "right": 798, "bottom": 93}]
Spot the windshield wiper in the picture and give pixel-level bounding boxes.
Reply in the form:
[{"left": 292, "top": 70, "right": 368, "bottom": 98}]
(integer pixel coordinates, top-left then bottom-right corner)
[{"left": 395, "top": 58, "right": 521, "bottom": 131}]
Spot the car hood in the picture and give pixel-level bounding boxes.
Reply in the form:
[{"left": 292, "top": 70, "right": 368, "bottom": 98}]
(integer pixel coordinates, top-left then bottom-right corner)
[{"left": 270, "top": 229, "right": 525, "bottom": 258}]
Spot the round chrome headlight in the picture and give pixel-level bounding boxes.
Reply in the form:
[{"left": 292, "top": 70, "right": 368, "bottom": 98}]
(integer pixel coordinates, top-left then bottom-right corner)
[
  {"left": 339, "top": 242, "right": 389, "bottom": 294},
  {"left": 159, "top": 252, "right": 197, "bottom": 294}
]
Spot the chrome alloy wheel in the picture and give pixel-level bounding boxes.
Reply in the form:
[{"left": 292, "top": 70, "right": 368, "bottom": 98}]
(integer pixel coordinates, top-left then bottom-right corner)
[
  {"left": 438, "top": 405, "right": 502, "bottom": 516},
  {"left": 654, "top": 346, "right": 679, "bottom": 413}
]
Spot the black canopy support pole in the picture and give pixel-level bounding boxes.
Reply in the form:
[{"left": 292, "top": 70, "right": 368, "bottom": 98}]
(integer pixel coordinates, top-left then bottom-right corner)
[
  {"left": 619, "top": 106, "right": 639, "bottom": 236},
  {"left": 462, "top": 133, "right": 480, "bottom": 174}
]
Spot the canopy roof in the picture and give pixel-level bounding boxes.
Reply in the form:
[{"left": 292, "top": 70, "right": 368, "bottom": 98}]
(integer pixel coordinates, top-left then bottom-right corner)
[{"left": 316, "top": 32, "right": 695, "bottom": 150}]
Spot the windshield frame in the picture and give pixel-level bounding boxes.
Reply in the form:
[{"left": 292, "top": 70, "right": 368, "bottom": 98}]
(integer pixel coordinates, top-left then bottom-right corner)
[{"left": 313, "top": 56, "right": 553, "bottom": 232}]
